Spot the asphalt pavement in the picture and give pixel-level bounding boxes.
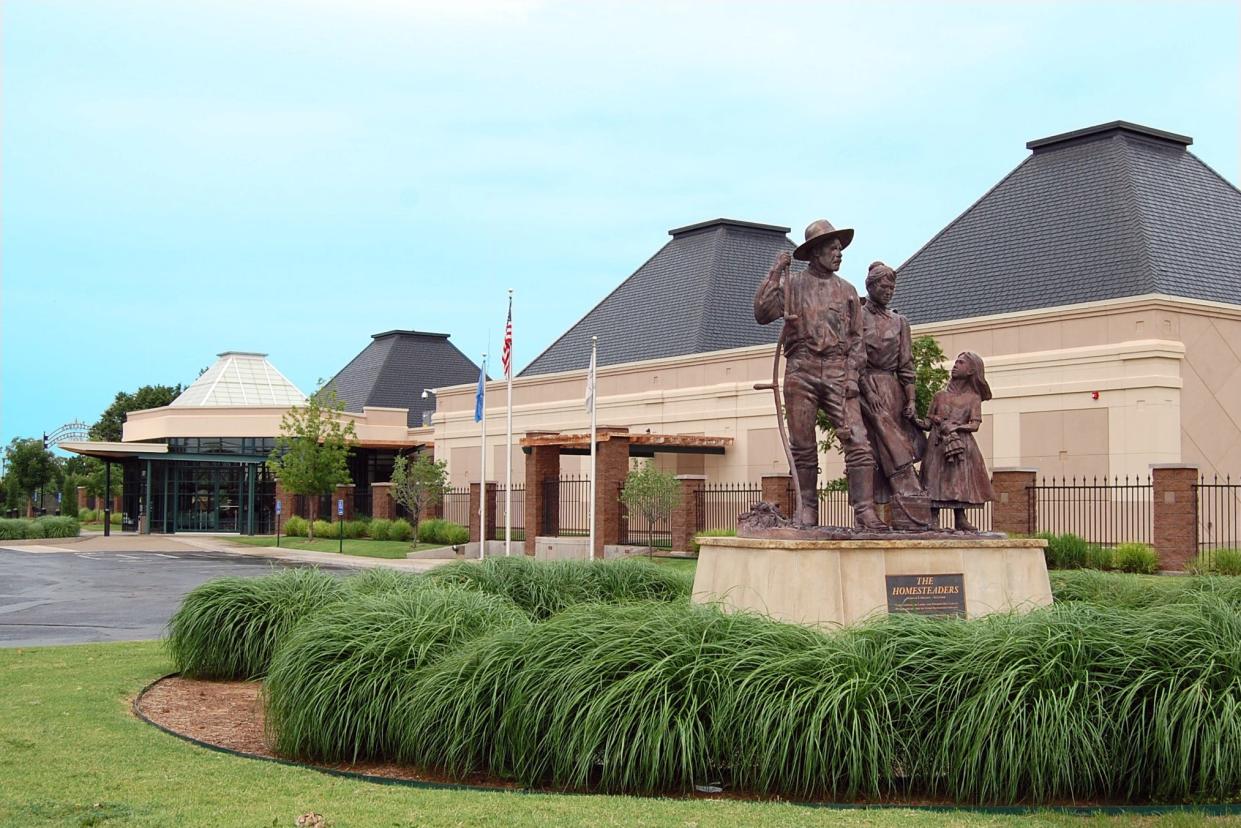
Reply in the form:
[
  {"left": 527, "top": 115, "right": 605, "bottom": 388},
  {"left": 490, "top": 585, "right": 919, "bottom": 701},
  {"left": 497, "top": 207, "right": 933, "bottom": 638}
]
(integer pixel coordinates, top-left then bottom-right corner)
[{"left": 0, "top": 544, "right": 352, "bottom": 648}]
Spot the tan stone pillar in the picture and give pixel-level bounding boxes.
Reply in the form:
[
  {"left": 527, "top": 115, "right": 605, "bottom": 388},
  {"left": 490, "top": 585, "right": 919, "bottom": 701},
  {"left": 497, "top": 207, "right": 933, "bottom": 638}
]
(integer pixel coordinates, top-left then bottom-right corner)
[
  {"left": 524, "top": 440, "right": 561, "bottom": 555},
  {"left": 671, "top": 474, "right": 706, "bottom": 553},
  {"left": 469, "top": 482, "right": 498, "bottom": 543},
  {"left": 991, "top": 468, "right": 1038, "bottom": 536},
  {"left": 332, "top": 483, "right": 356, "bottom": 521},
  {"left": 761, "top": 474, "right": 794, "bottom": 519},
  {"left": 370, "top": 482, "right": 394, "bottom": 520},
  {"left": 593, "top": 430, "right": 630, "bottom": 559},
  {"left": 1152, "top": 464, "right": 1199, "bottom": 571}
]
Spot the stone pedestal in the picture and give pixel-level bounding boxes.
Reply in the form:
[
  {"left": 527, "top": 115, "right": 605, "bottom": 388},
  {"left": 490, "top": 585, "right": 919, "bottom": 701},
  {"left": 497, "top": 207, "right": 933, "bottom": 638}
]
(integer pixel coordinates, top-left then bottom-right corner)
[{"left": 693, "top": 536, "right": 1051, "bottom": 628}]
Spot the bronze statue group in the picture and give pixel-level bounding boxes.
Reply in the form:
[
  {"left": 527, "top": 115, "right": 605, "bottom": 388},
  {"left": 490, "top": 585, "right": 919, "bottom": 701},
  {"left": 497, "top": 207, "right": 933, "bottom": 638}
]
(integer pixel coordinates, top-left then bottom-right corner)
[{"left": 755, "top": 219, "right": 993, "bottom": 532}]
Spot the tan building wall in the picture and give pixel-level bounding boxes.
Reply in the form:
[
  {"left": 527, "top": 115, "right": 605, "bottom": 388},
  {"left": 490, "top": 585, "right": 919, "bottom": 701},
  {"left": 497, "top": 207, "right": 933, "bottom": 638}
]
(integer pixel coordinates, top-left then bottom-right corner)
[{"left": 431, "top": 293, "right": 1241, "bottom": 486}]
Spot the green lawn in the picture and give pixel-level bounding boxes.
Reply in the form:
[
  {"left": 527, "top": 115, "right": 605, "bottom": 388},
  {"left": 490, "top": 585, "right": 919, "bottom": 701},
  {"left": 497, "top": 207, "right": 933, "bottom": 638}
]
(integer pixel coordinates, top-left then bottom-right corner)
[
  {"left": 230, "top": 535, "right": 444, "bottom": 559},
  {"left": 2, "top": 642, "right": 1234, "bottom": 828}
]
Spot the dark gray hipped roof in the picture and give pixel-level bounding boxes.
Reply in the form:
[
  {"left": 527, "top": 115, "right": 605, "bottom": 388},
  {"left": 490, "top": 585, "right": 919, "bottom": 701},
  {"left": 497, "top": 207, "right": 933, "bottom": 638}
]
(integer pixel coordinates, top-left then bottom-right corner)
[
  {"left": 521, "top": 219, "right": 794, "bottom": 376},
  {"left": 323, "top": 331, "right": 481, "bottom": 427},
  {"left": 894, "top": 121, "right": 1241, "bottom": 324}
]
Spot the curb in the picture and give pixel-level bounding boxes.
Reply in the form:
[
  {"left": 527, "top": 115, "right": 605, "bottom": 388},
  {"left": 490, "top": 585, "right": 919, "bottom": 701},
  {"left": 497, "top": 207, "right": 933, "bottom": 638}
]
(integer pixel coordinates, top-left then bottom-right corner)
[{"left": 131, "top": 675, "right": 1241, "bottom": 814}]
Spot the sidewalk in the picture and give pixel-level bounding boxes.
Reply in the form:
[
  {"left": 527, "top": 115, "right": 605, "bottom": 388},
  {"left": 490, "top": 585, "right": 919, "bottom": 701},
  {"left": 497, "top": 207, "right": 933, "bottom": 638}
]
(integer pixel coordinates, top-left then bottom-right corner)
[{"left": 1, "top": 533, "right": 456, "bottom": 572}]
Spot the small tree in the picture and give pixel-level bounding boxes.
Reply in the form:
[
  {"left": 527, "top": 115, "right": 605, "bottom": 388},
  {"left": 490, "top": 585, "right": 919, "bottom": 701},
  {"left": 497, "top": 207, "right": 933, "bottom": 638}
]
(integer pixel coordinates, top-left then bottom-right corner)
[
  {"left": 84, "top": 457, "right": 123, "bottom": 502},
  {"left": 619, "top": 461, "right": 682, "bottom": 547},
  {"left": 5, "top": 438, "right": 56, "bottom": 514},
  {"left": 390, "top": 453, "right": 448, "bottom": 536},
  {"left": 89, "top": 384, "right": 182, "bottom": 442},
  {"left": 266, "top": 388, "right": 356, "bottom": 539}
]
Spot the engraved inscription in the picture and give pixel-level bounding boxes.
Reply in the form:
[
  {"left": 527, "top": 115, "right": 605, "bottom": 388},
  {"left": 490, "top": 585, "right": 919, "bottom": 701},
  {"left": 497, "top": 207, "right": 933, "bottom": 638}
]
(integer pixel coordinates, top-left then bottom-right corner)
[{"left": 885, "top": 573, "right": 966, "bottom": 617}]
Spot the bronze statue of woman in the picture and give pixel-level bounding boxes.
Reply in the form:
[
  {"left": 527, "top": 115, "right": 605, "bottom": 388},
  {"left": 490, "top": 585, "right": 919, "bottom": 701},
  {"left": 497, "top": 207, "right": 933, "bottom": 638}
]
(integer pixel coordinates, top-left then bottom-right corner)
[{"left": 859, "top": 262, "right": 928, "bottom": 526}]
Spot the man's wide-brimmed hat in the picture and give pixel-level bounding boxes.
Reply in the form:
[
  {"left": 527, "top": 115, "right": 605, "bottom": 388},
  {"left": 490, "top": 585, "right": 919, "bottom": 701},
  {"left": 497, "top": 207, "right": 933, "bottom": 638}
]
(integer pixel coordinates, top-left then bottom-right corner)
[{"left": 793, "top": 219, "right": 854, "bottom": 261}]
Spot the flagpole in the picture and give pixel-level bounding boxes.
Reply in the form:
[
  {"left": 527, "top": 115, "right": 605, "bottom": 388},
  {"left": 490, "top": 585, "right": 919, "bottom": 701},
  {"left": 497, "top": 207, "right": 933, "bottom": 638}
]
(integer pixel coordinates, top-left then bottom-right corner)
[
  {"left": 480, "top": 352, "right": 487, "bottom": 561},
  {"left": 587, "top": 336, "right": 597, "bottom": 560},
  {"left": 505, "top": 289, "right": 513, "bottom": 557}
]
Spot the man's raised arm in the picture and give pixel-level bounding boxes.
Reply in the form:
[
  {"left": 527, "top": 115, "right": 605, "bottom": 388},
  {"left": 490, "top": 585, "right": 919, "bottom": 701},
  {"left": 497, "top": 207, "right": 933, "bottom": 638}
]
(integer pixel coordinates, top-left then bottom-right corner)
[{"left": 754, "top": 251, "right": 791, "bottom": 324}]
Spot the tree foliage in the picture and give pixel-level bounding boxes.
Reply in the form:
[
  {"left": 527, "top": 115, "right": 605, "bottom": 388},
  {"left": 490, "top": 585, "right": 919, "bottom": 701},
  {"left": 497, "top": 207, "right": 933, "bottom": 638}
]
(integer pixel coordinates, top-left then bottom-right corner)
[
  {"left": 4, "top": 438, "right": 56, "bottom": 509},
  {"left": 266, "top": 389, "right": 356, "bottom": 539},
  {"left": 83, "top": 457, "right": 123, "bottom": 499},
  {"left": 89, "top": 384, "right": 182, "bottom": 442},
  {"left": 619, "top": 462, "right": 682, "bottom": 529},
  {"left": 390, "top": 453, "right": 448, "bottom": 533}
]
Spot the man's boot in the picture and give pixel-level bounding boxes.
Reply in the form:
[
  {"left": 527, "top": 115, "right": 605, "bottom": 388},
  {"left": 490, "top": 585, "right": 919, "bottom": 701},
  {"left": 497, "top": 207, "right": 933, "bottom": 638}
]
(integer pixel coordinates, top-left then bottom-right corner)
[
  {"left": 795, "top": 466, "right": 818, "bottom": 527},
  {"left": 848, "top": 466, "right": 887, "bottom": 531}
]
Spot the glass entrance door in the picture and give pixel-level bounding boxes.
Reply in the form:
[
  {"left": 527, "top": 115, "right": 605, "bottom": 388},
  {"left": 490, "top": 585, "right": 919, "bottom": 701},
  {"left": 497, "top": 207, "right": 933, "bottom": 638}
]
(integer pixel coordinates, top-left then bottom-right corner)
[{"left": 173, "top": 464, "right": 242, "bottom": 532}]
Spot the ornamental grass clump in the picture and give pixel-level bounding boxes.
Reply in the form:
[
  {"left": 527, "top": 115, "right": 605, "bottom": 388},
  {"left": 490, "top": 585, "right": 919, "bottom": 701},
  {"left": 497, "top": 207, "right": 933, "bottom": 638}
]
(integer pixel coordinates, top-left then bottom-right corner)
[
  {"left": 264, "top": 588, "right": 527, "bottom": 763},
  {"left": 166, "top": 568, "right": 345, "bottom": 679},
  {"left": 1052, "top": 569, "right": 1241, "bottom": 610},
  {"left": 341, "top": 567, "right": 430, "bottom": 597},
  {"left": 425, "top": 555, "right": 691, "bottom": 619},
  {"left": 395, "top": 601, "right": 793, "bottom": 793}
]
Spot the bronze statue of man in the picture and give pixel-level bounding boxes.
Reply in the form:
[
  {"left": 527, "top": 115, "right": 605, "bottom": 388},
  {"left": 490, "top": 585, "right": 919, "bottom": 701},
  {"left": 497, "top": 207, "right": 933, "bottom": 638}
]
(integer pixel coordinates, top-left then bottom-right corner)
[{"left": 754, "top": 220, "right": 885, "bottom": 530}]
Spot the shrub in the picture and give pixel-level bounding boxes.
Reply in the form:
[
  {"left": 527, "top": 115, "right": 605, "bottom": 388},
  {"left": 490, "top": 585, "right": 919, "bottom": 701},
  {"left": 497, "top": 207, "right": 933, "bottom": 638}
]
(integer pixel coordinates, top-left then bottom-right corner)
[
  {"left": 343, "top": 568, "right": 429, "bottom": 597},
  {"left": 23, "top": 519, "right": 46, "bottom": 538},
  {"left": 1216, "top": 548, "right": 1241, "bottom": 576},
  {"left": 1084, "top": 543, "right": 1113, "bottom": 571},
  {"left": 110, "top": 512, "right": 121, "bottom": 525},
  {"left": 35, "top": 516, "right": 79, "bottom": 538},
  {"left": 265, "top": 588, "right": 528, "bottom": 762},
  {"left": 78, "top": 507, "right": 93, "bottom": 522},
  {"left": 282, "top": 515, "right": 308, "bottom": 537},
  {"left": 166, "top": 568, "right": 346, "bottom": 679},
  {"left": 1111, "top": 542, "right": 1158, "bottom": 574},
  {"left": 0, "top": 519, "right": 31, "bottom": 540},
  {"left": 417, "top": 518, "right": 468, "bottom": 545},
  {"left": 1037, "top": 532, "right": 1091, "bottom": 569},
  {"left": 367, "top": 518, "right": 392, "bottom": 541},
  {"left": 388, "top": 518, "right": 413, "bottom": 542},
  {"left": 425, "top": 556, "right": 691, "bottom": 620},
  {"left": 341, "top": 519, "right": 367, "bottom": 540},
  {"left": 691, "top": 528, "right": 736, "bottom": 554},
  {"left": 311, "top": 519, "right": 334, "bottom": 539}
]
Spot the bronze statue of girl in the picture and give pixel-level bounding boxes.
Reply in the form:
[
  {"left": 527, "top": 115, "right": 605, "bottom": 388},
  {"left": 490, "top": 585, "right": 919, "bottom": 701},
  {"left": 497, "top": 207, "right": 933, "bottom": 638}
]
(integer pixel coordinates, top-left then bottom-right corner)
[{"left": 920, "top": 351, "right": 995, "bottom": 531}]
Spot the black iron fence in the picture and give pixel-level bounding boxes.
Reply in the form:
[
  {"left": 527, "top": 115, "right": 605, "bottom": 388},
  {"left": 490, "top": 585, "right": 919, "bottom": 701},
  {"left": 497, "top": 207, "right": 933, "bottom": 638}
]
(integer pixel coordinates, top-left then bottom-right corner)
[
  {"left": 1197, "top": 475, "right": 1240, "bottom": 568},
  {"left": 1028, "top": 476, "right": 1152, "bottom": 546},
  {"left": 494, "top": 483, "right": 526, "bottom": 541},
  {"left": 543, "top": 475, "right": 590, "bottom": 537},
  {"left": 353, "top": 489, "right": 371, "bottom": 519},
  {"left": 696, "top": 482, "right": 763, "bottom": 532},
  {"left": 443, "top": 486, "right": 470, "bottom": 527}
]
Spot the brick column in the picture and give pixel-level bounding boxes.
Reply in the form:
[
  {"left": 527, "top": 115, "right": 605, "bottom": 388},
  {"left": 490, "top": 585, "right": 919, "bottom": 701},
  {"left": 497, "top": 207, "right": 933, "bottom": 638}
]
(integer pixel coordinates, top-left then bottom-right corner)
[
  {"left": 112, "top": 495, "right": 123, "bottom": 515},
  {"left": 370, "top": 482, "right": 394, "bottom": 520},
  {"left": 76, "top": 486, "right": 88, "bottom": 513},
  {"left": 593, "top": 430, "right": 630, "bottom": 559},
  {"left": 1152, "top": 464, "right": 1199, "bottom": 571},
  {"left": 332, "top": 484, "right": 356, "bottom": 521},
  {"left": 991, "top": 468, "right": 1038, "bottom": 536},
  {"left": 274, "top": 480, "right": 297, "bottom": 524},
  {"left": 761, "top": 474, "right": 794, "bottom": 519},
  {"left": 469, "top": 482, "right": 498, "bottom": 543},
  {"left": 671, "top": 474, "right": 706, "bottom": 553},
  {"left": 524, "top": 442, "right": 561, "bottom": 555}
]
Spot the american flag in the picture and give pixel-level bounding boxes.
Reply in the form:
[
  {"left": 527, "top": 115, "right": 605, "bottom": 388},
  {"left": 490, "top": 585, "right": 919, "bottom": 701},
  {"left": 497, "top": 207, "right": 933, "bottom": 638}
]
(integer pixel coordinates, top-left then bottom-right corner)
[{"left": 501, "top": 295, "right": 513, "bottom": 378}]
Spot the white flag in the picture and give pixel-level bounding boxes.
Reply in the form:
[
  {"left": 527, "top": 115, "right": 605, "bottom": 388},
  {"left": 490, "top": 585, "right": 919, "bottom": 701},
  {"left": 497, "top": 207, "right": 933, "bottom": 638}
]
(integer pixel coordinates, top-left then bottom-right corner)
[{"left": 584, "top": 339, "right": 597, "bottom": 413}]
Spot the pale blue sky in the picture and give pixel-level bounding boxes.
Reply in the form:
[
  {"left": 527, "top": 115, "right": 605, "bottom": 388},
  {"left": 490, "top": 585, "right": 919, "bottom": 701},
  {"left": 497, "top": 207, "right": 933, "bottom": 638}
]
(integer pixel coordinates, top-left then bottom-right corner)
[{"left": 3, "top": 0, "right": 1238, "bottom": 449}]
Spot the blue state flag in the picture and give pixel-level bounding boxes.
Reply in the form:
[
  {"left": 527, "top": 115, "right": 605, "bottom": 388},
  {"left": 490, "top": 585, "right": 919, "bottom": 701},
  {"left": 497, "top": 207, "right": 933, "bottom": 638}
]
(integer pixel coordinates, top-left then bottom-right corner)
[{"left": 474, "top": 360, "right": 486, "bottom": 422}]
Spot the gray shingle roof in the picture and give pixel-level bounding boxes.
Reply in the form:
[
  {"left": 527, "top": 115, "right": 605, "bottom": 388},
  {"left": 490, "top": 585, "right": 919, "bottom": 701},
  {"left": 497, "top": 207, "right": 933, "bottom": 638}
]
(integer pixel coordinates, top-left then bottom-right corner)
[
  {"left": 521, "top": 219, "right": 795, "bottom": 376},
  {"left": 894, "top": 121, "right": 1241, "bottom": 324},
  {"left": 323, "top": 331, "right": 482, "bottom": 427}
]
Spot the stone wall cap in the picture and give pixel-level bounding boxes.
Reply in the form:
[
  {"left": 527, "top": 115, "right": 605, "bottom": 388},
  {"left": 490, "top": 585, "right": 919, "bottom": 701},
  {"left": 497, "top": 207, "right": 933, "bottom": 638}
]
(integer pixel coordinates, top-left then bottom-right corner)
[
  {"left": 991, "top": 467, "right": 1040, "bottom": 473},
  {"left": 1149, "top": 463, "right": 1199, "bottom": 469},
  {"left": 676, "top": 474, "right": 708, "bottom": 480},
  {"left": 697, "top": 536, "right": 1047, "bottom": 550}
]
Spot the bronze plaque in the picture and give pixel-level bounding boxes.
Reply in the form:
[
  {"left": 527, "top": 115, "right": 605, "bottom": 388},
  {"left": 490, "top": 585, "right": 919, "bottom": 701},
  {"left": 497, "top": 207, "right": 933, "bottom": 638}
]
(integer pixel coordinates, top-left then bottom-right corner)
[{"left": 885, "top": 574, "right": 966, "bottom": 617}]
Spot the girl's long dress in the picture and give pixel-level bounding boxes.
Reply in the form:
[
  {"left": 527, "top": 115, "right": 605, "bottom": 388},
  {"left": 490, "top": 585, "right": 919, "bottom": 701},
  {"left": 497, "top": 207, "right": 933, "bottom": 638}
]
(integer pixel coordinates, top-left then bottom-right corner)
[{"left": 920, "top": 391, "right": 995, "bottom": 507}]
